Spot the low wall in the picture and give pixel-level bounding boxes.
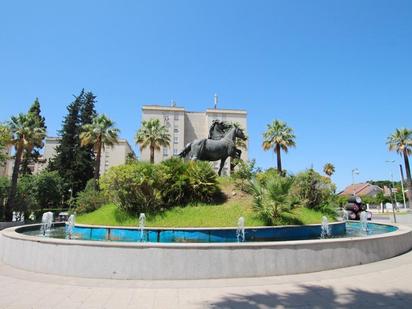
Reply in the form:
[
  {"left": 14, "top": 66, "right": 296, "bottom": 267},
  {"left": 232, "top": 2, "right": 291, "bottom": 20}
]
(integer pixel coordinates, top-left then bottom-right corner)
[
  {"left": 0, "top": 222, "right": 25, "bottom": 231},
  {"left": 1, "top": 223, "right": 411, "bottom": 280}
]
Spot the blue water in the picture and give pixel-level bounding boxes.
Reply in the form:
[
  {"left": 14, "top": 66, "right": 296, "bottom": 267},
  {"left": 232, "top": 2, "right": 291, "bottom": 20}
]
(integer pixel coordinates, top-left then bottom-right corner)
[{"left": 21, "top": 222, "right": 397, "bottom": 243}]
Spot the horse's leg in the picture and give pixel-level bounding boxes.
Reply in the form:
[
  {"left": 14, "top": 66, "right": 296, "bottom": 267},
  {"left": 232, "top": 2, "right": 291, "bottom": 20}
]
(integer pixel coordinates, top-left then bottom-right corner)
[{"left": 218, "top": 157, "right": 227, "bottom": 176}]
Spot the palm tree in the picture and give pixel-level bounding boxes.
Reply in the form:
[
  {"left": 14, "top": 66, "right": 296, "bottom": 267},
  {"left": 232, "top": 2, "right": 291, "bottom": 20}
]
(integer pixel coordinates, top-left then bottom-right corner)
[
  {"left": 323, "top": 163, "right": 335, "bottom": 177},
  {"left": 5, "top": 113, "right": 45, "bottom": 220},
  {"left": 387, "top": 128, "right": 412, "bottom": 207},
  {"left": 262, "top": 120, "right": 296, "bottom": 174},
  {"left": 80, "top": 114, "right": 120, "bottom": 189},
  {"left": 135, "top": 118, "right": 171, "bottom": 164}
]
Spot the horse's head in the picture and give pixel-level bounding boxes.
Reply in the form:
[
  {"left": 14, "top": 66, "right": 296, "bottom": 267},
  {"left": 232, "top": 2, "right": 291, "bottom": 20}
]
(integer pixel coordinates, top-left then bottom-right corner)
[
  {"left": 235, "top": 127, "right": 247, "bottom": 140},
  {"left": 209, "top": 120, "right": 230, "bottom": 139}
]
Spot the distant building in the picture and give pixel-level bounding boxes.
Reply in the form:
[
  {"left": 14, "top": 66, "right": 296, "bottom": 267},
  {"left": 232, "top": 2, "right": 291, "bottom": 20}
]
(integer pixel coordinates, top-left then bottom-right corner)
[
  {"left": 1, "top": 137, "right": 135, "bottom": 177},
  {"left": 338, "top": 183, "right": 383, "bottom": 197},
  {"left": 140, "top": 104, "right": 248, "bottom": 175}
]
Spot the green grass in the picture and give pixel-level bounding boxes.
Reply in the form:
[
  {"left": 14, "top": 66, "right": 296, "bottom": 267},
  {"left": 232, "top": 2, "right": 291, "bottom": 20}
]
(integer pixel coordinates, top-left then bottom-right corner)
[{"left": 76, "top": 198, "right": 336, "bottom": 227}]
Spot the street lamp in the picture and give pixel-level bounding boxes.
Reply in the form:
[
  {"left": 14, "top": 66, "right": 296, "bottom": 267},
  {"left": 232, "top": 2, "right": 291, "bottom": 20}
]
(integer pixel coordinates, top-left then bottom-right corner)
[
  {"left": 385, "top": 160, "right": 400, "bottom": 208},
  {"left": 385, "top": 160, "right": 398, "bottom": 223},
  {"left": 352, "top": 168, "right": 359, "bottom": 196}
]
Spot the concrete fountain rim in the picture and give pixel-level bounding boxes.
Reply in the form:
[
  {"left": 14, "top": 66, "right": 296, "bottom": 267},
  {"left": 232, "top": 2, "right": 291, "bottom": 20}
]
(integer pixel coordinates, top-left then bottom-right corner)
[{"left": 1, "top": 221, "right": 407, "bottom": 250}]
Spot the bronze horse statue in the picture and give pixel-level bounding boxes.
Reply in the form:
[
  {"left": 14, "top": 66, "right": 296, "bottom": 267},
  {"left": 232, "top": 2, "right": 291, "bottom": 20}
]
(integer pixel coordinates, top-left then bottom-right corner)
[{"left": 178, "top": 124, "right": 247, "bottom": 175}]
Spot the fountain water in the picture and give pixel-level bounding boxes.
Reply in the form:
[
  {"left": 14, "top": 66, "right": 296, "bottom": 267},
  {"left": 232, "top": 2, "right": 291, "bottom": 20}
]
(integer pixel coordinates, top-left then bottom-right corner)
[
  {"left": 342, "top": 209, "right": 349, "bottom": 222},
  {"left": 360, "top": 211, "right": 368, "bottom": 233},
  {"left": 66, "top": 214, "right": 75, "bottom": 239},
  {"left": 320, "top": 216, "right": 331, "bottom": 239},
  {"left": 40, "top": 212, "right": 54, "bottom": 236},
  {"left": 139, "top": 213, "right": 146, "bottom": 242},
  {"left": 236, "top": 217, "right": 245, "bottom": 242}
]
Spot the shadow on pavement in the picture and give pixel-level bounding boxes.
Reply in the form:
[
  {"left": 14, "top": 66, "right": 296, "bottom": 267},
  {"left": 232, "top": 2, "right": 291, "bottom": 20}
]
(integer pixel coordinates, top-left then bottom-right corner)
[{"left": 209, "top": 285, "right": 412, "bottom": 308}]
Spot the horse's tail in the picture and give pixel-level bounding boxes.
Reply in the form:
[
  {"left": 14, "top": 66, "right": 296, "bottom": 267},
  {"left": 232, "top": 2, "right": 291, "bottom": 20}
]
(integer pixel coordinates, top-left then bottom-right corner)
[{"left": 177, "top": 143, "right": 191, "bottom": 158}]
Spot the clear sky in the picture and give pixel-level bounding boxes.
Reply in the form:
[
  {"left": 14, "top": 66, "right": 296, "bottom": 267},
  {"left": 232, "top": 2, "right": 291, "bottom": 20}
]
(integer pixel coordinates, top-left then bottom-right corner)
[{"left": 1, "top": 0, "right": 411, "bottom": 190}]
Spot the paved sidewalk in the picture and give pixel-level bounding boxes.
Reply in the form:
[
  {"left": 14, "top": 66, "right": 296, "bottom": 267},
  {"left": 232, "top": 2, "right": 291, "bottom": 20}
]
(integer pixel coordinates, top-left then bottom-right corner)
[{"left": 1, "top": 246, "right": 412, "bottom": 309}]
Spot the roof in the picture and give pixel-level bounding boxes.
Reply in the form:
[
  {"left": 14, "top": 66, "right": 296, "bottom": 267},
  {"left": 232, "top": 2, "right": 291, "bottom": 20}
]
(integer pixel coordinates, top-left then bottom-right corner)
[{"left": 338, "top": 183, "right": 383, "bottom": 197}]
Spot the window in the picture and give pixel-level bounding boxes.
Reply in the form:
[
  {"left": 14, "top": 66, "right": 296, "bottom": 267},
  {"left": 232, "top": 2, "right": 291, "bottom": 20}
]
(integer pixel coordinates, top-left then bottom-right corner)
[
  {"left": 174, "top": 114, "right": 179, "bottom": 121},
  {"left": 174, "top": 128, "right": 179, "bottom": 133},
  {"left": 174, "top": 136, "right": 178, "bottom": 144},
  {"left": 163, "top": 148, "right": 168, "bottom": 156},
  {"left": 173, "top": 148, "right": 178, "bottom": 155}
]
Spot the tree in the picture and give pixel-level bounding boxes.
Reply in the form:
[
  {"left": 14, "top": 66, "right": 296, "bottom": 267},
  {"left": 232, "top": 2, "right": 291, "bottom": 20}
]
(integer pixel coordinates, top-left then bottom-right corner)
[
  {"left": 48, "top": 96, "right": 82, "bottom": 194},
  {"left": 80, "top": 114, "right": 119, "bottom": 189},
  {"left": 387, "top": 128, "right": 412, "bottom": 207},
  {"left": 323, "top": 163, "right": 335, "bottom": 177},
  {"left": 0, "top": 124, "right": 11, "bottom": 167},
  {"left": 135, "top": 118, "right": 171, "bottom": 164},
  {"left": 49, "top": 90, "right": 97, "bottom": 195},
  {"left": 5, "top": 113, "right": 46, "bottom": 220},
  {"left": 77, "top": 91, "right": 97, "bottom": 184},
  {"left": 20, "top": 98, "right": 47, "bottom": 175},
  {"left": 262, "top": 120, "right": 296, "bottom": 174}
]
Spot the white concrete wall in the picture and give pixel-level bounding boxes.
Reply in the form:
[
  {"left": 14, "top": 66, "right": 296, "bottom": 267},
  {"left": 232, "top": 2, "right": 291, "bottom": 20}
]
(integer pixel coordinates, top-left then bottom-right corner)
[{"left": 1, "top": 223, "right": 411, "bottom": 280}]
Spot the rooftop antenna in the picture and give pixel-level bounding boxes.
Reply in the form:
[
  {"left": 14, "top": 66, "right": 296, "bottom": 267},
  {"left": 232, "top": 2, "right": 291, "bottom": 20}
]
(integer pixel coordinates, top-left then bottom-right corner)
[
  {"left": 214, "top": 93, "right": 218, "bottom": 109},
  {"left": 171, "top": 100, "right": 176, "bottom": 107}
]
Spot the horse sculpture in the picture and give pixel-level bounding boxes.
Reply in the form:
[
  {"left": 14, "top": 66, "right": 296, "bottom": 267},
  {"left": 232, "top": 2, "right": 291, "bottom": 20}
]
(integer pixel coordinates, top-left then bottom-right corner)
[{"left": 178, "top": 126, "right": 247, "bottom": 175}]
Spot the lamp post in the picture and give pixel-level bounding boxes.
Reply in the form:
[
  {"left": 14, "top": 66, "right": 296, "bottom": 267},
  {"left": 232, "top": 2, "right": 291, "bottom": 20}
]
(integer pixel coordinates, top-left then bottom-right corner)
[
  {"left": 352, "top": 168, "right": 359, "bottom": 196},
  {"left": 385, "top": 160, "right": 400, "bottom": 208},
  {"left": 385, "top": 160, "right": 397, "bottom": 223}
]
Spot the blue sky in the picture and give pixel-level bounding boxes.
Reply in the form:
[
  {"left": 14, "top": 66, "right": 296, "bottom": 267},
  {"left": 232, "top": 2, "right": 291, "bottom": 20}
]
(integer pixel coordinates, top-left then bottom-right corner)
[{"left": 1, "top": 0, "right": 411, "bottom": 190}]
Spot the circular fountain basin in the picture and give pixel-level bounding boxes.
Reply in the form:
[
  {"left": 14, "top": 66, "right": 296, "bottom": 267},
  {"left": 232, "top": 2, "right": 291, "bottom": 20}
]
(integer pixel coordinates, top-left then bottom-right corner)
[{"left": 0, "top": 221, "right": 411, "bottom": 280}]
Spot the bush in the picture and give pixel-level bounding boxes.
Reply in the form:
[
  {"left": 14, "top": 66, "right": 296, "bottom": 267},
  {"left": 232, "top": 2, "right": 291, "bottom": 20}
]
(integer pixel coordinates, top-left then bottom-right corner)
[
  {"left": 289, "top": 169, "right": 336, "bottom": 210},
  {"left": 158, "top": 157, "right": 190, "bottom": 206},
  {"left": 100, "top": 160, "right": 221, "bottom": 214},
  {"left": 231, "top": 159, "right": 257, "bottom": 191},
  {"left": 100, "top": 162, "right": 163, "bottom": 214},
  {"left": 186, "top": 161, "right": 219, "bottom": 203},
  {"left": 75, "top": 180, "right": 107, "bottom": 214},
  {"left": 249, "top": 172, "right": 296, "bottom": 225}
]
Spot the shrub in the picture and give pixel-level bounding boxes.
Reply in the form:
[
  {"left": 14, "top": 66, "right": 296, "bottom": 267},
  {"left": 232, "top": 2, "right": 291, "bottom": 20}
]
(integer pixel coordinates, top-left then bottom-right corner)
[
  {"left": 249, "top": 172, "right": 296, "bottom": 225},
  {"left": 158, "top": 157, "right": 190, "bottom": 206},
  {"left": 75, "top": 180, "right": 107, "bottom": 214},
  {"left": 231, "top": 159, "right": 257, "bottom": 191},
  {"left": 185, "top": 161, "right": 219, "bottom": 203},
  {"left": 100, "top": 162, "right": 163, "bottom": 214},
  {"left": 289, "top": 169, "right": 336, "bottom": 210}
]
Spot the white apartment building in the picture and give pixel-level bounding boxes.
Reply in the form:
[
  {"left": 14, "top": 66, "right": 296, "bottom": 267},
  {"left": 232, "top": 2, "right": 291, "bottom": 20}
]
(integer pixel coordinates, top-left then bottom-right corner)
[
  {"left": 141, "top": 104, "right": 248, "bottom": 175},
  {"left": 1, "top": 137, "right": 135, "bottom": 177}
]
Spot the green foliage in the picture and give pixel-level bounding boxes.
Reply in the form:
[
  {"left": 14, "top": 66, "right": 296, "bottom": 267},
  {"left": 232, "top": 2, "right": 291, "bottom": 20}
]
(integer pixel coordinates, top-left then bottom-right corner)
[
  {"left": 20, "top": 98, "right": 47, "bottom": 175},
  {"left": 13, "top": 171, "right": 64, "bottom": 215},
  {"left": 0, "top": 124, "right": 11, "bottom": 166},
  {"left": 135, "top": 118, "right": 171, "bottom": 163},
  {"left": 75, "top": 180, "right": 107, "bottom": 214},
  {"left": 231, "top": 159, "right": 257, "bottom": 191},
  {"left": 249, "top": 172, "right": 296, "bottom": 225},
  {"left": 100, "top": 162, "right": 163, "bottom": 214},
  {"left": 49, "top": 90, "right": 97, "bottom": 195},
  {"left": 100, "top": 160, "right": 220, "bottom": 214},
  {"left": 5, "top": 112, "right": 46, "bottom": 220},
  {"left": 186, "top": 161, "right": 219, "bottom": 203},
  {"left": 290, "top": 169, "right": 336, "bottom": 210},
  {"left": 158, "top": 157, "right": 190, "bottom": 206},
  {"left": 262, "top": 120, "right": 296, "bottom": 173}
]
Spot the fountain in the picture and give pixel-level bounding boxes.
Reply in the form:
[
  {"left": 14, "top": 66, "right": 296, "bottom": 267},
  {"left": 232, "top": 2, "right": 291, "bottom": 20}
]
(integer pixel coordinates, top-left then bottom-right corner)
[
  {"left": 321, "top": 216, "right": 331, "bottom": 239},
  {"left": 40, "top": 212, "right": 54, "bottom": 236},
  {"left": 66, "top": 214, "right": 75, "bottom": 239},
  {"left": 138, "top": 213, "right": 146, "bottom": 242},
  {"left": 342, "top": 209, "right": 349, "bottom": 222},
  {"left": 236, "top": 216, "right": 245, "bottom": 242},
  {"left": 360, "top": 211, "right": 368, "bottom": 233}
]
